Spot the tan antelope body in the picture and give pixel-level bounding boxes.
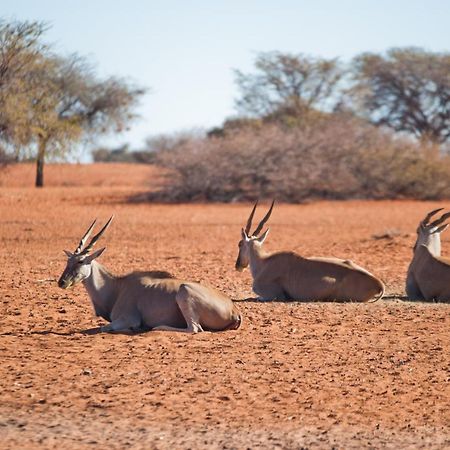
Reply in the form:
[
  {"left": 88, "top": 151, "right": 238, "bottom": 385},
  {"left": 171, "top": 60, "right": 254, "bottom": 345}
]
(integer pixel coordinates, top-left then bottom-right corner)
[
  {"left": 58, "top": 217, "right": 241, "bottom": 333},
  {"left": 236, "top": 202, "right": 384, "bottom": 302},
  {"left": 406, "top": 208, "right": 450, "bottom": 302}
]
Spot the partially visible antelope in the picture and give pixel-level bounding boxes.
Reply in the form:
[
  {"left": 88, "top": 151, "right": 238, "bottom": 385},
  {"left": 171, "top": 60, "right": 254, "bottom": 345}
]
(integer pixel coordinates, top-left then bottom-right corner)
[
  {"left": 406, "top": 208, "right": 450, "bottom": 302},
  {"left": 235, "top": 202, "right": 384, "bottom": 302},
  {"left": 58, "top": 217, "right": 241, "bottom": 333}
]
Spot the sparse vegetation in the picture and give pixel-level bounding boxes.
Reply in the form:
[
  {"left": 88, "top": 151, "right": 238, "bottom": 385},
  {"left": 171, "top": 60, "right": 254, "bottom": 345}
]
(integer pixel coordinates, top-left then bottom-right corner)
[
  {"left": 349, "top": 48, "right": 450, "bottom": 144},
  {"left": 150, "top": 117, "right": 450, "bottom": 202},
  {"left": 234, "top": 51, "right": 343, "bottom": 126},
  {"left": 0, "top": 20, "right": 145, "bottom": 187},
  {"left": 2, "top": 22, "right": 450, "bottom": 201},
  {"left": 144, "top": 49, "right": 450, "bottom": 203},
  {"left": 92, "top": 144, "right": 157, "bottom": 164}
]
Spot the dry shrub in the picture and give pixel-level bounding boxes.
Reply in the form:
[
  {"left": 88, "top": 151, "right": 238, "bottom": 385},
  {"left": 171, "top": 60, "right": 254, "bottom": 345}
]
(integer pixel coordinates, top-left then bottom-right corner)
[{"left": 150, "top": 117, "right": 450, "bottom": 202}]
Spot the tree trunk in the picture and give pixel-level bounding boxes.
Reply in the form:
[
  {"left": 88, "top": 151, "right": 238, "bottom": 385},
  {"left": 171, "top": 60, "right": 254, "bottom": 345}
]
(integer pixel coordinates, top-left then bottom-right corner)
[{"left": 35, "top": 137, "right": 47, "bottom": 188}]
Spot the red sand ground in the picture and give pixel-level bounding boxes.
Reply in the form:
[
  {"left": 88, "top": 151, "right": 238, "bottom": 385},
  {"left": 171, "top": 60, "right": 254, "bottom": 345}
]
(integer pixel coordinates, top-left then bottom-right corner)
[{"left": 0, "top": 164, "right": 449, "bottom": 449}]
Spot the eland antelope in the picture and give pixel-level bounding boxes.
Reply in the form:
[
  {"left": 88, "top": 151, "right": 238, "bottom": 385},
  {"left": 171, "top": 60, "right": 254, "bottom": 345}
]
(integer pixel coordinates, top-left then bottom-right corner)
[
  {"left": 58, "top": 217, "right": 242, "bottom": 333},
  {"left": 235, "top": 202, "right": 385, "bottom": 302},
  {"left": 406, "top": 208, "right": 450, "bottom": 302}
]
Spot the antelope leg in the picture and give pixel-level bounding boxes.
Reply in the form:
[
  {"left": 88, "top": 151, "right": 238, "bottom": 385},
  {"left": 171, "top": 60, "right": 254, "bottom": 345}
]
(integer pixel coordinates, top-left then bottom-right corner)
[
  {"left": 100, "top": 315, "right": 140, "bottom": 332},
  {"left": 153, "top": 284, "right": 206, "bottom": 333},
  {"left": 152, "top": 323, "right": 203, "bottom": 333}
]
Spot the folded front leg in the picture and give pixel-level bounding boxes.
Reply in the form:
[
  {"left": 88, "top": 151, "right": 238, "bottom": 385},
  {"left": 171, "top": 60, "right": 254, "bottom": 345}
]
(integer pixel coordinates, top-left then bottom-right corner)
[
  {"left": 152, "top": 323, "right": 203, "bottom": 333},
  {"left": 100, "top": 315, "right": 140, "bottom": 332},
  {"left": 253, "top": 279, "right": 288, "bottom": 301}
]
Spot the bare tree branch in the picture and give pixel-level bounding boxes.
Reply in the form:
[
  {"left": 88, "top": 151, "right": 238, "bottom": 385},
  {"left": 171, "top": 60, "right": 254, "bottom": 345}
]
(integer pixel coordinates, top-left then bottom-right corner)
[{"left": 349, "top": 48, "right": 450, "bottom": 144}]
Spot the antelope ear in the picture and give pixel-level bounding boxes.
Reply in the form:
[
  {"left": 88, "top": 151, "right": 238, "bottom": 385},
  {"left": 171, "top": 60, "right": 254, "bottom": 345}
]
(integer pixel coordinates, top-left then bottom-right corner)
[
  {"left": 84, "top": 247, "right": 106, "bottom": 263},
  {"left": 63, "top": 250, "right": 73, "bottom": 258},
  {"left": 256, "top": 228, "right": 270, "bottom": 244},
  {"left": 241, "top": 228, "right": 250, "bottom": 241}
]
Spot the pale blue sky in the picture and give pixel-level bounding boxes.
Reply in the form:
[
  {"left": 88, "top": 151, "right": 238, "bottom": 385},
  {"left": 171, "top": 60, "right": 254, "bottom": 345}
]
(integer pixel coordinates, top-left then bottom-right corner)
[{"left": 2, "top": 0, "right": 450, "bottom": 153}]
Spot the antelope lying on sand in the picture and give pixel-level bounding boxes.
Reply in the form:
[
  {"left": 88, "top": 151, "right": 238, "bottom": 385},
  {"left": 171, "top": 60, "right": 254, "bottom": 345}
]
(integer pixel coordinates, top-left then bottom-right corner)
[
  {"left": 58, "top": 217, "right": 241, "bottom": 333},
  {"left": 235, "top": 202, "right": 384, "bottom": 302},
  {"left": 406, "top": 208, "right": 450, "bottom": 302}
]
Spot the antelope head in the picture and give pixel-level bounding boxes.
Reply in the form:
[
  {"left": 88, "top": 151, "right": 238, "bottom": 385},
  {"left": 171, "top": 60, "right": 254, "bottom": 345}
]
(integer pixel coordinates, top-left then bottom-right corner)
[
  {"left": 235, "top": 201, "right": 274, "bottom": 271},
  {"left": 414, "top": 208, "right": 450, "bottom": 256},
  {"left": 58, "top": 217, "right": 113, "bottom": 289}
]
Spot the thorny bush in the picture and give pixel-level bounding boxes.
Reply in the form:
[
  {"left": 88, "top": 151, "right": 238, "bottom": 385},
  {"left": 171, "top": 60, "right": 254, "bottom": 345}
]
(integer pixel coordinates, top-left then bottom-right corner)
[{"left": 150, "top": 117, "right": 450, "bottom": 202}]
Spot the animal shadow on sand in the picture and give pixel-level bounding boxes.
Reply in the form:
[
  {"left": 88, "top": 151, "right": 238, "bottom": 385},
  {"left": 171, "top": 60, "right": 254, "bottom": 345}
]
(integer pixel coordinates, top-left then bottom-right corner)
[
  {"left": 80, "top": 326, "right": 151, "bottom": 336},
  {"left": 0, "top": 327, "right": 151, "bottom": 337},
  {"left": 237, "top": 294, "right": 408, "bottom": 303}
]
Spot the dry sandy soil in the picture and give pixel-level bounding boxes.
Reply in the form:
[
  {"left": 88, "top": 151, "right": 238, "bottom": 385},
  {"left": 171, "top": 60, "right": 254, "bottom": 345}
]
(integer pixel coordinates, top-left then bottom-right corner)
[{"left": 0, "top": 164, "right": 449, "bottom": 449}]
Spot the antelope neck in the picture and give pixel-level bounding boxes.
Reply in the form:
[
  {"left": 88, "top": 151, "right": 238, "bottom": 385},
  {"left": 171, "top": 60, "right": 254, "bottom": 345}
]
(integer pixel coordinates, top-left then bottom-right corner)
[
  {"left": 423, "top": 233, "right": 441, "bottom": 257},
  {"left": 248, "top": 244, "right": 268, "bottom": 278},
  {"left": 82, "top": 261, "right": 118, "bottom": 322}
]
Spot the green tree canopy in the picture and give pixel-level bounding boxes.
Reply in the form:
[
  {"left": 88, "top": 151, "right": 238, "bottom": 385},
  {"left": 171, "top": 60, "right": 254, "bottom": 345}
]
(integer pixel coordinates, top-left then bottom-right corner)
[
  {"left": 234, "top": 51, "right": 343, "bottom": 125},
  {"left": 0, "top": 20, "right": 146, "bottom": 186},
  {"left": 350, "top": 48, "right": 450, "bottom": 144}
]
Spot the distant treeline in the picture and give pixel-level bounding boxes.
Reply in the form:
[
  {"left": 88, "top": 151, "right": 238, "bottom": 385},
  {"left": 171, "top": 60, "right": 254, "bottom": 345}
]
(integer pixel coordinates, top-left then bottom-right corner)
[
  {"left": 92, "top": 145, "right": 157, "bottom": 164},
  {"left": 147, "top": 117, "right": 450, "bottom": 202},
  {"left": 2, "top": 18, "right": 450, "bottom": 200},
  {"left": 103, "top": 49, "right": 450, "bottom": 202}
]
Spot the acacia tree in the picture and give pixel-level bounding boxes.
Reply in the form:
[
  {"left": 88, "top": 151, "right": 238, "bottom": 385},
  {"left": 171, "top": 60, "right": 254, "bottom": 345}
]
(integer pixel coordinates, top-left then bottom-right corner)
[
  {"left": 0, "top": 20, "right": 145, "bottom": 186},
  {"left": 350, "top": 48, "right": 450, "bottom": 144},
  {"left": 32, "top": 55, "right": 145, "bottom": 186},
  {"left": 0, "top": 21, "right": 48, "bottom": 151},
  {"left": 234, "top": 51, "right": 344, "bottom": 124}
]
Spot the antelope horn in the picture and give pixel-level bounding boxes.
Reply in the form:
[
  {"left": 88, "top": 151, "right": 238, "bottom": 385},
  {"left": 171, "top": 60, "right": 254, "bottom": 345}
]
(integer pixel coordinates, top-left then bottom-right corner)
[
  {"left": 82, "top": 216, "right": 114, "bottom": 254},
  {"left": 252, "top": 200, "right": 275, "bottom": 237},
  {"left": 422, "top": 208, "right": 444, "bottom": 226},
  {"left": 74, "top": 219, "right": 97, "bottom": 254},
  {"left": 429, "top": 211, "right": 450, "bottom": 228},
  {"left": 245, "top": 201, "right": 258, "bottom": 235}
]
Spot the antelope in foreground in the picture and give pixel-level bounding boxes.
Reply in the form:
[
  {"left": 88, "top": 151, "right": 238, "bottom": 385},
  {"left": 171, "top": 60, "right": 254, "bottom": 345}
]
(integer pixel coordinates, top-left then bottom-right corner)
[
  {"left": 235, "top": 202, "right": 385, "bottom": 302},
  {"left": 58, "top": 217, "right": 242, "bottom": 333},
  {"left": 406, "top": 208, "right": 450, "bottom": 302}
]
